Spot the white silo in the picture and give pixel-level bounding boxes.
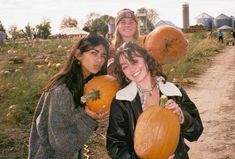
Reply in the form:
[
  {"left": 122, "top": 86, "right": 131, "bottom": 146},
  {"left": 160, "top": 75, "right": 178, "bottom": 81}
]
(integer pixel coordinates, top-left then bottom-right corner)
[{"left": 182, "top": 2, "right": 190, "bottom": 29}]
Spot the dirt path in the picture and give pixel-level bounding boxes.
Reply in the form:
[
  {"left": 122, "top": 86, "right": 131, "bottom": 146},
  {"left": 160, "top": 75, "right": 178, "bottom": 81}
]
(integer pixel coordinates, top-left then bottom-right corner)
[{"left": 185, "top": 46, "right": 235, "bottom": 159}]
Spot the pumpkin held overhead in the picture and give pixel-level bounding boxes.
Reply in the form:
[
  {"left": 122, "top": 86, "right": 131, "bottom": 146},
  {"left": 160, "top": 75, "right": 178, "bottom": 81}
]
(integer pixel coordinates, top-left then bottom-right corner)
[{"left": 144, "top": 25, "right": 188, "bottom": 64}]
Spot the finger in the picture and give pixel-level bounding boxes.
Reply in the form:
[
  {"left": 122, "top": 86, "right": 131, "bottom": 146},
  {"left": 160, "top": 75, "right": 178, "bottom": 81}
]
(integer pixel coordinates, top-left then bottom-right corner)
[
  {"left": 85, "top": 106, "right": 101, "bottom": 120},
  {"left": 98, "top": 111, "right": 109, "bottom": 120},
  {"left": 97, "top": 117, "right": 109, "bottom": 123},
  {"left": 85, "top": 106, "right": 92, "bottom": 115},
  {"left": 102, "top": 110, "right": 110, "bottom": 117},
  {"left": 165, "top": 99, "right": 175, "bottom": 105},
  {"left": 97, "top": 105, "right": 106, "bottom": 114},
  {"left": 173, "top": 109, "right": 180, "bottom": 115},
  {"left": 164, "top": 104, "right": 175, "bottom": 109},
  {"left": 85, "top": 106, "right": 93, "bottom": 114}
]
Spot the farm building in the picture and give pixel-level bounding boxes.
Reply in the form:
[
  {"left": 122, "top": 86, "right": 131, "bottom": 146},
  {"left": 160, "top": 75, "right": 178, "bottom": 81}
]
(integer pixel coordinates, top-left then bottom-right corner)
[
  {"left": 195, "top": 13, "right": 235, "bottom": 30},
  {"left": 155, "top": 19, "right": 180, "bottom": 30},
  {"left": 196, "top": 12, "right": 214, "bottom": 30},
  {"left": 60, "top": 27, "right": 89, "bottom": 36},
  {"left": 214, "top": 14, "right": 233, "bottom": 28}
]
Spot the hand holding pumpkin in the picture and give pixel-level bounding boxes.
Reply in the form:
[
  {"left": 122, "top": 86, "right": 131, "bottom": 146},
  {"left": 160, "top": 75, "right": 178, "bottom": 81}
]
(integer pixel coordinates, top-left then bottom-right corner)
[
  {"left": 164, "top": 99, "right": 184, "bottom": 123},
  {"left": 81, "top": 75, "right": 120, "bottom": 113},
  {"left": 134, "top": 95, "right": 181, "bottom": 159},
  {"left": 168, "top": 155, "right": 175, "bottom": 159},
  {"left": 85, "top": 105, "right": 109, "bottom": 122}
]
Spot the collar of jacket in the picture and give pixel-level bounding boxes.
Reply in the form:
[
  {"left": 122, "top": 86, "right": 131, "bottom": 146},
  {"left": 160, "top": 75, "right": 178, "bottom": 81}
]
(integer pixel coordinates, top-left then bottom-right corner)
[{"left": 116, "top": 76, "right": 182, "bottom": 101}]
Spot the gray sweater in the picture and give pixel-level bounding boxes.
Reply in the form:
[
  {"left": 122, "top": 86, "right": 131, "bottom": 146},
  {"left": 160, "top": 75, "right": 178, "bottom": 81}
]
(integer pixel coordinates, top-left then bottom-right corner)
[{"left": 28, "top": 84, "right": 97, "bottom": 159}]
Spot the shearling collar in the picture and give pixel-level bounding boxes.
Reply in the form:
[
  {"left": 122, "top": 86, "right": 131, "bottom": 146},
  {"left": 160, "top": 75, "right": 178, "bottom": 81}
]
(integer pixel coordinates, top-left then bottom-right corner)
[{"left": 116, "top": 76, "right": 182, "bottom": 101}]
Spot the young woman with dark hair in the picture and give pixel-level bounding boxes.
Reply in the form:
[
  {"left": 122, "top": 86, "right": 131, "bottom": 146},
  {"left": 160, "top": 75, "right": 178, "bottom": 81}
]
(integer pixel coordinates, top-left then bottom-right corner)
[
  {"left": 28, "top": 34, "right": 110, "bottom": 159},
  {"left": 106, "top": 42, "right": 203, "bottom": 159}
]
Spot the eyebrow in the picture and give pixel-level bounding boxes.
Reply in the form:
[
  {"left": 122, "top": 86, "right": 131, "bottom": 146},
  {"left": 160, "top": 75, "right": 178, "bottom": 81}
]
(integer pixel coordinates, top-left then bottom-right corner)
[
  {"left": 90, "top": 48, "right": 106, "bottom": 56},
  {"left": 90, "top": 48, "right": 99, "bottom": 52},
  {"left": 120, "top": 62, "right": 126, "bottom": 65}
]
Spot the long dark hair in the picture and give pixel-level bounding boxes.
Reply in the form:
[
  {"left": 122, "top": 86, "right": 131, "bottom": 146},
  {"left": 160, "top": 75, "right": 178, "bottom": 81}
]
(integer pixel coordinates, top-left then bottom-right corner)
[
  {"left": 44, "top": 34, "right": 109, "bottom": 107},
  {"left": 114, "top": 41, "right": 167, "bottom": 88}
]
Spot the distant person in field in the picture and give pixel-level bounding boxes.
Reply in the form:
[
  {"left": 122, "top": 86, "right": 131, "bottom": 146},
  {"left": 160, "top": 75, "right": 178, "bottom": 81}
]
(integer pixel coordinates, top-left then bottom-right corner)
[
  {"left": 108, "top": 8, "right": 144, "bottom": 77},
  {"left": 217, "top": 30, "right": 224, "bottom": 44},
  {"left": 0, "top": 31, "right": 7, "bottom": 45},
  {"left": 232, "top": 30, "right": 235, "bottom": 41},
  {"left": 28, "top": 33, "right": 110, "bottom": 159},
  {"left": 106, "top": 42, "right": 204, "bottom": 159}
]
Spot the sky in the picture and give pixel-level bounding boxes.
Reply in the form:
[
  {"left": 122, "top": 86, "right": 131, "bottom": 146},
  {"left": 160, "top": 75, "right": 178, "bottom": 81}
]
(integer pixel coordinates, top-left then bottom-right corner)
[{"left": 0, "top": 0, "right": 234, "bottom": 34}]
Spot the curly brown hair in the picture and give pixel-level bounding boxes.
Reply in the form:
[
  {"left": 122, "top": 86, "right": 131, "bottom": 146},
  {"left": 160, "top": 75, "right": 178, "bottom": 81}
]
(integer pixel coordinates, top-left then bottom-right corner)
[{"left": 114, "top": 41, "right": 167, "bottom": 88}]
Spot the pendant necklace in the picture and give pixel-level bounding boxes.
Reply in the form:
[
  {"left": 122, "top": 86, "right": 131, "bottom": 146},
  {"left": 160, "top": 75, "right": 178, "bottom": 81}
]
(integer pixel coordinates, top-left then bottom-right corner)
[{"left": 138, "top": 82, "right": 157, "bottom": 96}]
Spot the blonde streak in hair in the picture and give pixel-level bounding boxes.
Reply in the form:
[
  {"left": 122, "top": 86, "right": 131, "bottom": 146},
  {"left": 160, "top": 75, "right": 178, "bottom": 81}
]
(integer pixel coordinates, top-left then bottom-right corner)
[
  {"left": 114, "top": 28, "right": 123, "bottom": 50},
  {"left": 134, "top": 24, "right": 140, "bottom": 41},
  {"left": 112, "top": 28, "right": 118, "bottom": 49}
]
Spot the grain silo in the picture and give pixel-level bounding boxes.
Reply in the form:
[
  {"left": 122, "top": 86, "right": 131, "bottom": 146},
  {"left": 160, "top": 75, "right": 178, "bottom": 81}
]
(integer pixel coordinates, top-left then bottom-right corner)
[
  {"left": 108, "top": 18, "right": 115, "bottom": 34},
  {"left": 214, "top": 14, "right": 232, "bottom": 28},
  {"left": 232, "top": 16, "right": 235, "bottom": 29},
  {"left": 196, "top": 12, "right": 214, "bottom": 30},
  {"left": 182, "top": 2, "right": 190, "bottom": 29}
]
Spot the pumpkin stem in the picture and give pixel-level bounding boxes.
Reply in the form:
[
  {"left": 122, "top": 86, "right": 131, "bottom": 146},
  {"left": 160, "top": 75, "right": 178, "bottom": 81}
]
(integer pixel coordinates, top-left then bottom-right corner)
[
  {"left": 159, "top": 95, "right": 168, "bottom": 107},
  {"left": 163, "top": 38, "right": 176, "bottom": 53},
  {"left": 81, "top": 89, "right": 100, "bottom": 103}
]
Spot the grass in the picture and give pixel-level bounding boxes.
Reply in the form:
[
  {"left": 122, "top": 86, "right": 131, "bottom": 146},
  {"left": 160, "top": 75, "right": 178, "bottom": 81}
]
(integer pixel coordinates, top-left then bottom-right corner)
[
  {"left": 163, "top": 32, "right": 222, "bottom": 80},
  {"left": 0, "top": 32, "right": 223, "bottom": 158},
  {"left": 0, "top": 38, "right": 75, "bottom": 158}
]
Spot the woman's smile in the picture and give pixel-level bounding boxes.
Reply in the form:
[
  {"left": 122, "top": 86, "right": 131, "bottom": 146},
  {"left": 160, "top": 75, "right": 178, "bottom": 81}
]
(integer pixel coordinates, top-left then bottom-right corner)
[{"left": 132, "top": 70, "right": 141, "bottom": 78}]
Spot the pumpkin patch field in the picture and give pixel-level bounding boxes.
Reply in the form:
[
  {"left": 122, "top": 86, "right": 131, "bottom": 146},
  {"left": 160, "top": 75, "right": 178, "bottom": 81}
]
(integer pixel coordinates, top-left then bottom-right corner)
[{"left": 0, "top": 32, "right": 228, "bottom": 158}]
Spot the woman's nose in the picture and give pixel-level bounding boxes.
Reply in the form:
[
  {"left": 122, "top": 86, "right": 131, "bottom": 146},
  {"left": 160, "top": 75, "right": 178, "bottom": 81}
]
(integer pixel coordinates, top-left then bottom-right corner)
[
  {"left": 125, "top": 23, "right": 130, "bottom": 27},
  {"left": 129, "top": 64, "right": 136, "bottom": 72},
  {"left": 96, "top": 55, "right": 103, "bottom": 63}
]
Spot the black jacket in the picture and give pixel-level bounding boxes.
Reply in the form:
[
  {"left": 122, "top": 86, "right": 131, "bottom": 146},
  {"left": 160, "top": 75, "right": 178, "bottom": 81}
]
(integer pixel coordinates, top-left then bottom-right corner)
[{"left": 106, "top": 85, "right": 203, "bottom": 159}]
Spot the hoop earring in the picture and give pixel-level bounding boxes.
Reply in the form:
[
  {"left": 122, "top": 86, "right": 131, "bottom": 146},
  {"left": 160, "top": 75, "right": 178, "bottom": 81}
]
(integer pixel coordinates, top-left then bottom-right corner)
[{"left": 125, "top": 77, "right": 130, "bottom": 82}]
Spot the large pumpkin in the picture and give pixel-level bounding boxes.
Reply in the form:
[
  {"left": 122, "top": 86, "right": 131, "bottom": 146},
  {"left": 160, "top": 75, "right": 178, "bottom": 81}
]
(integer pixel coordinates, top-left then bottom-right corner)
[
  {"left": 144, "top": 25, "right": 188, "bottom": 64},
  {"left": 134, "top": 105, "right": 180, "bottom": 159},
  {"left": 81, "top": 75, "right": 120, "bottom": 113}
]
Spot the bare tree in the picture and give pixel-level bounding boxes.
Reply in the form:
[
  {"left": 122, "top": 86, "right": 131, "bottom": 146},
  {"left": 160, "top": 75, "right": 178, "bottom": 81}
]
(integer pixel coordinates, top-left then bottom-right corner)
[
  {"left": 9, "top": 25, "right": 19, "bottom": 39},
  {"left": 147, "top": 8, "right": 159, "bottom": 25},
  {"left": 86, "top": 12, "right": 101, "bottom": 21},
  {"left": 85, "top": 12, "right": 101, "bottom": 27},
  {"left": 60, "top": 17, "right": 78, "bottom": 29},
  {"left": 137, "top": 8, "right": 159, "bottom": 33}
]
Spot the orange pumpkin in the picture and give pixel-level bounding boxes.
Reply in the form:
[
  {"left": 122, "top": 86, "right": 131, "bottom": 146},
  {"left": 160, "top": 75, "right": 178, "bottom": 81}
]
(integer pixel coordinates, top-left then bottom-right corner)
[
  {"left": 144, "top": 25, "right": 188, "bottom": 64},
  {"left": 134, "top": 105, "right": 180, "bottom": 159},
  {"left": 81, "top": 75, "right": 120, "bottom": 113}
]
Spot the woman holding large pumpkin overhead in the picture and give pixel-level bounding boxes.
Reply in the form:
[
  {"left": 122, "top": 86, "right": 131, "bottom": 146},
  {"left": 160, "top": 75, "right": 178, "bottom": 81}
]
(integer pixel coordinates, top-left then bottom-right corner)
[
  {"left": 28, "top": 33, "right": 110, "bottom": 159},
  {"left": 106, "top": 42, "right": 203, "bottom": 159}
]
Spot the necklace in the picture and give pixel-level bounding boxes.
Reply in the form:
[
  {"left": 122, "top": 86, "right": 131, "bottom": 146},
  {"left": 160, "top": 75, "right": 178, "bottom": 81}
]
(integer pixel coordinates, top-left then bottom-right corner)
[
  {"left": 137, "top": 82, "right": 158, "bottom": 107},
  {"left": 138, "top": 82, "right": 157, "bottom": 96}
]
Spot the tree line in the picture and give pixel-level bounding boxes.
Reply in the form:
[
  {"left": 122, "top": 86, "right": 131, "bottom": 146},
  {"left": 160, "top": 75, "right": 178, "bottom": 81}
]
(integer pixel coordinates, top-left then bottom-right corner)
[{"left": 0, "top": 8, "right": 158, "bottom": 40}]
